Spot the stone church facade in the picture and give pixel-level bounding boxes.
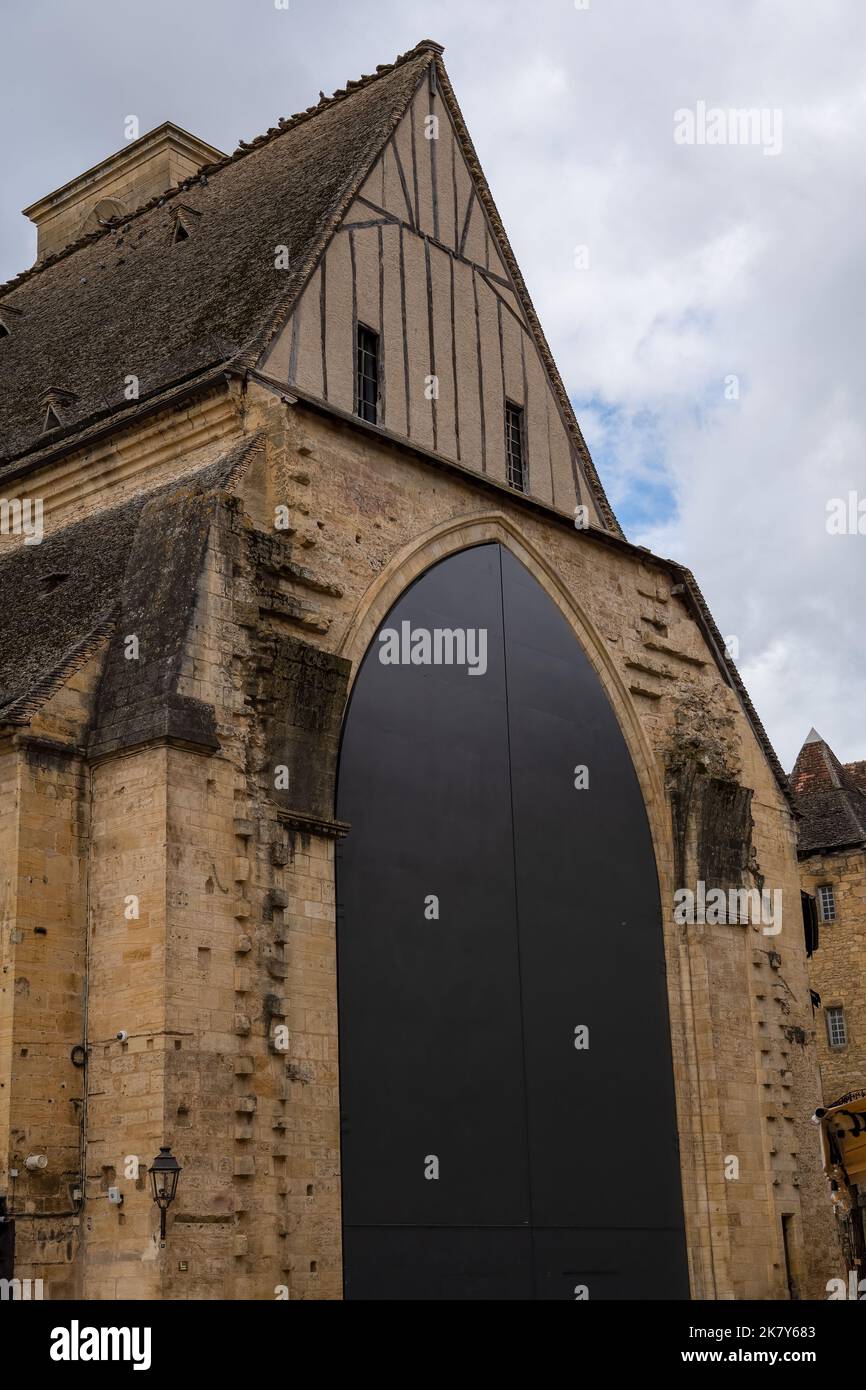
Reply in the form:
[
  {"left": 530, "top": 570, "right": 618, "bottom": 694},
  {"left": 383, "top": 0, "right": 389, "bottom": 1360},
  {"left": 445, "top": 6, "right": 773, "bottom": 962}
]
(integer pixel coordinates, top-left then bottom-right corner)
[{"left": 0, "top": 40, "right": 840, "bottom": 1298}]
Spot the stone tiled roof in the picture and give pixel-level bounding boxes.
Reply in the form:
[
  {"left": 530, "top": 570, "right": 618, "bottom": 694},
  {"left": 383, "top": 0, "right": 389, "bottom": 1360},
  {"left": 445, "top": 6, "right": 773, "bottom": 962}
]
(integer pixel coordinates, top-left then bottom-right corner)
[
  {"left": 0, "top": 44, "right": 436, "bottom": 469},
  {"left": 0, "top": 438, "right": 257, "bottom": 726},
  {"left": 845, "top": 759, "right": 866, "bottom": 792},
  {"left": 791, "top": 728, "right": 866, "bottom": 855}
]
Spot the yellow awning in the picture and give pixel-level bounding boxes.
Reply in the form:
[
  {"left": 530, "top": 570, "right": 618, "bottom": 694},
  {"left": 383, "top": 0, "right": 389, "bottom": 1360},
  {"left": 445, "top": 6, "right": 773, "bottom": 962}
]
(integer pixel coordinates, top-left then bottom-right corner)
[{"left": 817, "top": 1089, "right": 866, "bottom": 1188}]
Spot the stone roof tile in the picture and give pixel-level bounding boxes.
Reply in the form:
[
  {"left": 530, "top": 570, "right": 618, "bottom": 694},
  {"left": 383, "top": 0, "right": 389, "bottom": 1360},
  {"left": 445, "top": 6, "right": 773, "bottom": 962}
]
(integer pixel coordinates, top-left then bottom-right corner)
[
  {"left": 844, "top": 759, "right": 866, "bottom": 792},
  {"left": 791, "top": 732, "right": 866, "bottom": 854},
  {"left": 0, "top": 436, "right": 257, "bottom": 723}
]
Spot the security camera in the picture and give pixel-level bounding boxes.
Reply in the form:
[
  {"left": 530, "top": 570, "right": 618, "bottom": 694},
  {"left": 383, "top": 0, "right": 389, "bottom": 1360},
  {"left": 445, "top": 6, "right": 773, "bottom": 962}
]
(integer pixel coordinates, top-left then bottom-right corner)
[
  {"left": 116, "top": 1030, "right": 129, "bottom": 1043},
  {"left": 25, "top": 1154, "right": 48, "bottom": 1171}
]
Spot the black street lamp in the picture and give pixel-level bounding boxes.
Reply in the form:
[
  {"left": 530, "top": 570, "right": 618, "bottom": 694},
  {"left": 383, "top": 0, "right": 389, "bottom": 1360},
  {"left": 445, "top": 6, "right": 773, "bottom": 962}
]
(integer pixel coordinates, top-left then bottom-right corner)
[{"left": 148, "top": 1145, "right": 182, "bottom": 1246}]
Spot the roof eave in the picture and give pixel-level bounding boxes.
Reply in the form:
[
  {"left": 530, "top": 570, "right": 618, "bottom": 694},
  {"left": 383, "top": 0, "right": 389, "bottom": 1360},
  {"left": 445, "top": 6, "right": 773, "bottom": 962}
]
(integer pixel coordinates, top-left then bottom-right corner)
[{"left": 0, "top": 361, "right": 233, "bottom": 484}]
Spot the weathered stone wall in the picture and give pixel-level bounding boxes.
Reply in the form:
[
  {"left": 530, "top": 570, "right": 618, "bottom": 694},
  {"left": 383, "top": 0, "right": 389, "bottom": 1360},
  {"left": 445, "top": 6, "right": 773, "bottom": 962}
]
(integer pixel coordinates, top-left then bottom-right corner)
[
  {"left": 0, "top": 745, "right": 16, "bottom": 1213},
  {"left": 81, "top": 746, "right": 169, "bottom": 1299},
  {"left": 0, "top": 733, "right": 89, "bottom": 1300},
  {"left": 209, "top": 381, "right": 840, "bottom": 1298}
]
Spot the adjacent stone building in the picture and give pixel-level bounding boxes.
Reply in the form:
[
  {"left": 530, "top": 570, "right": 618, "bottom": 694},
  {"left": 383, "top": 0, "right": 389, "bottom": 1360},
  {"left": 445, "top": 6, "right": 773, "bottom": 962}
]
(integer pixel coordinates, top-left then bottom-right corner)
[
  {"left": 791, "top": 728, "right": 866, "bottom": 1259},
  {"left": 792, "top": 729, "right": 866, "bottom": 1100},
  {"left": 0, "top": 40, "right": 841, "bottom": 1299}
]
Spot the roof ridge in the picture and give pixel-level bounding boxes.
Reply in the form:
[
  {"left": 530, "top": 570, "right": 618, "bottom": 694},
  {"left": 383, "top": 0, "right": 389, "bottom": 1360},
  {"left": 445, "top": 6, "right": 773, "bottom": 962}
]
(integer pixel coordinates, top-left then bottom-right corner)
[
  {"left": 819, "top": 738, "right": 842, "bottom": 788},
  {"left": 0, "top": 39, "right": 442, "bottom": 301},
  {"left": 813, "top": 732, "right": 866, "bottom": 803}
]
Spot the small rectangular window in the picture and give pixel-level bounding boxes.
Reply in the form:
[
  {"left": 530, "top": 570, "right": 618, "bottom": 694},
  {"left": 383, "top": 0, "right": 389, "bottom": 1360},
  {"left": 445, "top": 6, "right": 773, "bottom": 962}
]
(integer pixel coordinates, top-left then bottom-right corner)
[
  {"left": 826, "top": 1005, "right": 847, "bottom": 1048},
  {"left": 818, "top": 884, "right": 837, "bottom": 922},
  {"left": 356, "top": 324, "right": 379, "bottom": 424},
  {"left": 505, "top": 401, "right": 526, "bottom": 493}
]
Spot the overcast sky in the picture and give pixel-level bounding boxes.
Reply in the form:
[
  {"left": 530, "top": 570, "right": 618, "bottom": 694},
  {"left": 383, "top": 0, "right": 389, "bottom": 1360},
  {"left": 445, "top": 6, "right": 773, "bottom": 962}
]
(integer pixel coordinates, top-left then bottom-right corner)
[{"left": 2, "top": 0, "right": 863, "bottom": 771}]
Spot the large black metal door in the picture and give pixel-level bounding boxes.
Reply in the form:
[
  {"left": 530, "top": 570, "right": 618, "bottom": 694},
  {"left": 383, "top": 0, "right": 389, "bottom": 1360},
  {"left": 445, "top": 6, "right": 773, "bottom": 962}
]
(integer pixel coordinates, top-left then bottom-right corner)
[{"left": 336, "top": 543, "right": 688, "bottom": 1299}]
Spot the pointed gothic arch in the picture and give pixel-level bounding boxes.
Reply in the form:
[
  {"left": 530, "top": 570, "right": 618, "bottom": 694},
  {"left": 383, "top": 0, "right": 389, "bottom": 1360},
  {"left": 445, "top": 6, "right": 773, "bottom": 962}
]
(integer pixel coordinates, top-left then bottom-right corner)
[
  {"left": 338, "top": 513, "right": 664, "bottom": 818},
  {"left": 335, "top": 533, "right": 691, "bottom": 1299}
]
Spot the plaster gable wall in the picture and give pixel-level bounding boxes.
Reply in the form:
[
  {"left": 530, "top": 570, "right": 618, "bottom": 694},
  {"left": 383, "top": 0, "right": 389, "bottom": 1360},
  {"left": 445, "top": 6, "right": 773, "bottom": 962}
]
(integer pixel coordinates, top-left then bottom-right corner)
[{"left": 261, "top": 80, "right": 595, "bottom": 522}]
